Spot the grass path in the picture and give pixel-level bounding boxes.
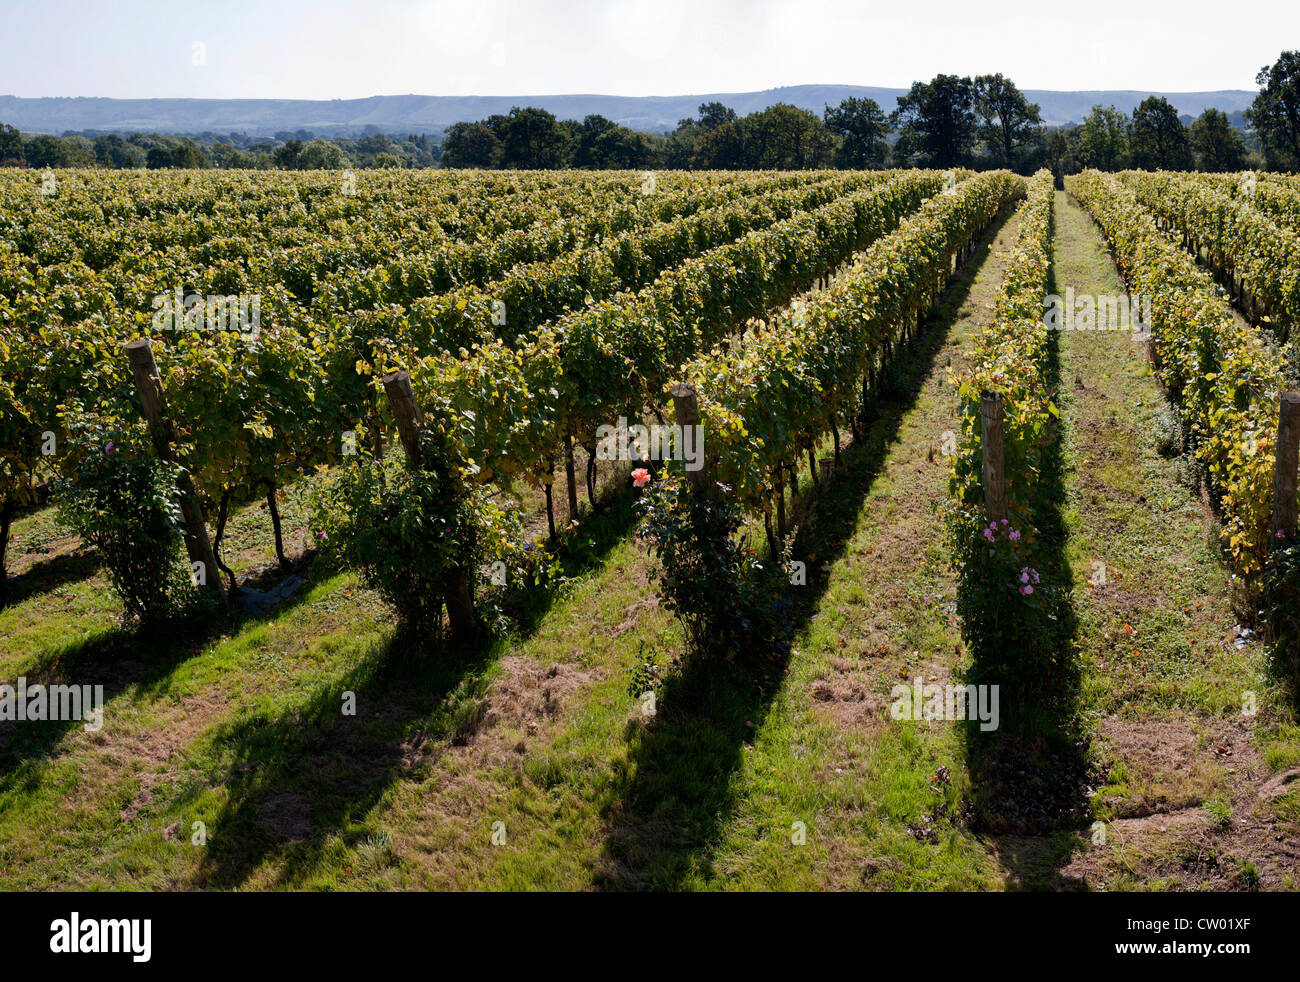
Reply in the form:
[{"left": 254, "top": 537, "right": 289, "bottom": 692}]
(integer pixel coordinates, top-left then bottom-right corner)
[
  {"left": 1020, "top": 191, "right": 1300, "bottom": 890},
  {"left": 628, "top": 205, "right": 1031, "bottom": 890}
]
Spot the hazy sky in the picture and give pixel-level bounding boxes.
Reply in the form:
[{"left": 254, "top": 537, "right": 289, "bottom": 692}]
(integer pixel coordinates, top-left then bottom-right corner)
[{"left": 2, "top": 0, "right": 1295, "bottom": 99}]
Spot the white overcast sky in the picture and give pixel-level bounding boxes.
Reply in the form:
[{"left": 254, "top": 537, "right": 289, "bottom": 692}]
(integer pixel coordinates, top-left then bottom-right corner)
[{"left": 1, "top": 0, "right": 1296, "bottom": 98}]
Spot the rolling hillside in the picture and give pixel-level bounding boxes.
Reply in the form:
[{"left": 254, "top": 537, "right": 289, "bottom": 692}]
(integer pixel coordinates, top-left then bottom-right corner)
[{"left": 0, "top": 85, "right": 1259, "bottom": 136}]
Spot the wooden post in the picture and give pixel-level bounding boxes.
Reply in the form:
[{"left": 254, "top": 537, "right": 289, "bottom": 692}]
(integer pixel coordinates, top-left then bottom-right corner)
[
  {"left": 544, "top": 459, "right": 557, "bottom": 540},
  {"left": 563, "top": 426, "right": 579, "bottom": 520},
  {"left": 123, "top": 339, "right": 226, "bottom": 601},
  {"left": 819, "top": 457, "right": 835, "bottom": 482},
  {"left": 774, "top": 469, "right": 786, "bottom": 540},
  {"left": 0, "top": 496, "right": 14, "bottom": 589},
  {"left": 670, "top": 383, "right": 709, "bottom": 495},
  {"left": 1273, "top": 392, "right": 1300, "bottom": 543},
  {"left": 381, "top": 369, "right": 478, "bottom": 638},
  {"left": 980, "top": 391, "right": 1008, "bottom": 524},
  {"left": 382, "top": 370, "right": 424, "bottom": 465}
]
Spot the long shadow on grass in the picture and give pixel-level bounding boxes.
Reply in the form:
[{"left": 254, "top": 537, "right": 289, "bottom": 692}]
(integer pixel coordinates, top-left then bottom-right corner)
[
  {"left": 0, "top": 467, "right": 645, "bottom": 870},
  {"left": 597, "top": 206, "right": 1018, "bottom": 890},
  {"left": 0, "top": 549, "right": 102, "bottom": 611},
  {"left": 185, "top": 482, "right": 645, "bottom": 888},
  {"left": 193, "top": 631, "right": 501, "bottom": 889},
  {"left": 962, "top": 207, "right": 1092, "bottom": 890},
  {"left": 0, "top": 576, "right": 320, "bottom": 783}
]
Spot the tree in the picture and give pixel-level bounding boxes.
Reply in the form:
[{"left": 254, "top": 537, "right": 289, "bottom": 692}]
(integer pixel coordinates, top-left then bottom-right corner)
[
  {"left": 145, "top": 143, "right": 204, "bottom": 169},
  {"left": 974, "top": 74, "right": 1042, "bottom": 168},
  {"left": 664, "top": 104, "right": 738, "bottom": 169},
  {"left": 272, "top": 139, "right": 303, "bottom": 169},
  {"left": 169, "top": 142, "right": 206, "bottom": 168},
  {"left": 1044, "top": 126, "right": 1082, "bottom": 183},
  {"left": 1247, "top": 50, "right": 1300, "bottom": 169},
  {"left": 1077, "top": 105, "right": 1129, "bottom": 170},
  {"left": 207, "top": 143, "right": 260, "bottom": 169},
  {"left": 296, "top": 139, "right": 350, "bottom": 169},
  {"left": 441, "top": 122, "right": 501, "bottom": 168},
  {"left": 743, "top": 104, "right": 835, "bottom": 169},
  {"left": 1130, "top": 97, "right": 1194, "bottom": 170},
  {"left": 60, "top": 135, "right": 97, "bottom": 167},
  {"left": 690, "top": 104, "right": 834, "bottom": 170},
  {"left": 495, "top": 107, "right": 569, "bottom": 169},
  {"left": 92, "top": 133, "right": 144, "bottom": 168},
  {"left": 0, "top": 123, "right": 26, "bottom": 166},
  {"left": 691, "top": 120, "right": 746, "bottom": 169},
  {"left": 572, "top": 114, "right": 653, "bottom": 168},
  {"left": 23, "top": 134, "right": 73, "bottom": 168},
  {"left": 696, "top": 102, "right": 738, "bottom": 132},
  {"left": 824, "top": 97, "right": 889, "bottom": 168},
  {"left": 1190, "top": 108, "right": 1247, "bottom": 172},
  {"left": 890, "top": 74, "right": 977, "bottom": 168},
  {"left": 661, "top": 120, "right": 699, "bottom": 169}
]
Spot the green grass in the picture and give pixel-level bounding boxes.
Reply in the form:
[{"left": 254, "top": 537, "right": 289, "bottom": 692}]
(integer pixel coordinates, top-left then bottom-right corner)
[{"left": 1044, "top": 190, "right": 1300, "bottom": 889}]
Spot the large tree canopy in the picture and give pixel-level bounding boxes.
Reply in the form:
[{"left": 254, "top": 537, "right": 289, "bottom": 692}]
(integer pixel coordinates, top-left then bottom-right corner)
[
  {"left": 890, "top": 74, "right": 977, "bottom": 168},
  {"left": 1247, "top": 50, "right": 1300, "bottom": 169},
  {"left": 692, "top": 104, "right": 834, "bottom": 170},
  {"left": 974, "top": 73, "right": 1043, "bottom": 168},
  {"left": 1130, "top": 97, "right": 1194, "bottom": 170},
  {"left": 493, "top": 107, "right": 569, "bottom": 170},
  {"left": 824, "top": 97, "right": 889, "bottom": 168},
  {"left": 0, "top": 123, "right": 24, "bottom": 166},
  {"left": 1077, "top": 105, "right": 1129, "bottom": 171},
  {"left": 1190, "top": 108, "right": 1246, "bottom": 172},
  {"left": 571, "top": 115, "right": 654, "bottom": 169}
]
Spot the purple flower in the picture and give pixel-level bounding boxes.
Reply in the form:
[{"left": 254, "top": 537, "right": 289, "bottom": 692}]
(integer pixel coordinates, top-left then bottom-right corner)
[
  {"left": 105, "top": 441, "right": 116, "bottom": 453},
  {"left": 1000, "top": 518, "right": 1009, "bottom": 526},
  {"left": 983, "top": 528, "right": 995, "bottom": 543},
  {"left": 1020, "top": 584, "right": 1034, "bottom": 596},
  {"left": 316, "top": 531, "right": 326, "bottom": 541},
  {"left": 1009, "top": 529, "right": 1021, "bottom": 541},
  {"left": 1020, "top": 568, "right": 1030, "bottom": 584}
]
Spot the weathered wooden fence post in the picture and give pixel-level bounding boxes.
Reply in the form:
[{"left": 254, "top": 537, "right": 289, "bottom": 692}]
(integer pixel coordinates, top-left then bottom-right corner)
[
  {"left": 563, "top": 426, "right": 579, "bottom": 521},
  {"left": 980, "top": 391, "right": 1008, "bottom": 524},
  {"left": 123, "top": 339, "right": 227, "bottom": 602},
  {"left": 381, "top": 369, "right": 478, "bottom": 638},
  {"left": 1273, "top": 391, "right": 1300, "bottom": 544},
  {"left": 670, "top": 383, "right": 710, "bottom": 496},
  {"left": 381, "top": 369, "right": 424, "bottom": 464}
]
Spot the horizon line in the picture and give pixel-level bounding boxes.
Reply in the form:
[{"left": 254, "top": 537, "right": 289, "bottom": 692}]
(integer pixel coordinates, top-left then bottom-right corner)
[{"left": 0, "top": 83, "right": 1263, "bottom": 103}]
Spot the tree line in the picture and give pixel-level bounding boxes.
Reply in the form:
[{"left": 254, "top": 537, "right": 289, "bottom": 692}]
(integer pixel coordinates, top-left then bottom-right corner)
[
  {"left": 0, "top": 127, "right": 438, "bottom": 170},
  {"left": 4, "top": 50, "right": 1300, "bottom": 174}
]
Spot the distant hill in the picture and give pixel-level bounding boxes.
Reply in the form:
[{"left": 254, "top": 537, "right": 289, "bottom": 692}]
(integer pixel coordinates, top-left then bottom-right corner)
[{"left": 0, "top": 85, "right": 1260, "bottom": 136}]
